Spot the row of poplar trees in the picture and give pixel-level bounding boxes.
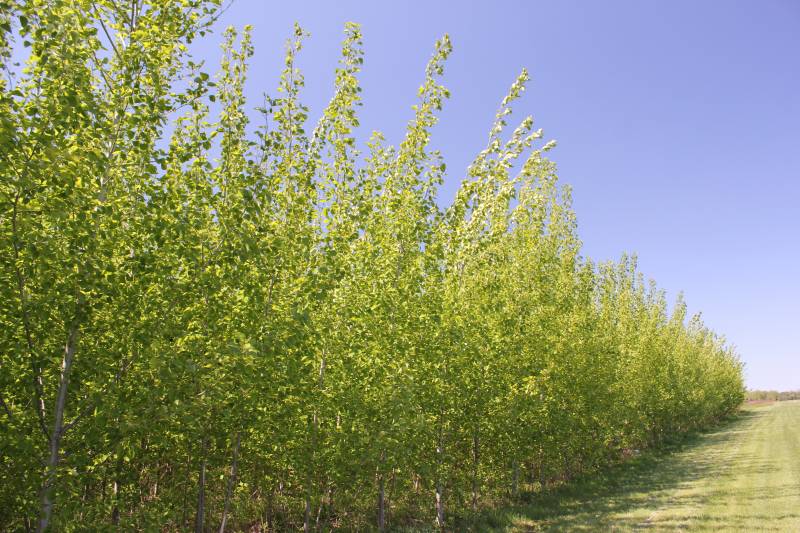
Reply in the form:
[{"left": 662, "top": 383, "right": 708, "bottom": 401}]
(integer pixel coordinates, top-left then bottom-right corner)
[{"left": 0, "top": 1, "right": 744, "bottom": 531}]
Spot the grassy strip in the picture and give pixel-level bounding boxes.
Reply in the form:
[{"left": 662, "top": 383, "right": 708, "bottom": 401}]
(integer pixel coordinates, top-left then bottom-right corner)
[{"left": 408, "top": 402, "right": 799, "bottom": 531}]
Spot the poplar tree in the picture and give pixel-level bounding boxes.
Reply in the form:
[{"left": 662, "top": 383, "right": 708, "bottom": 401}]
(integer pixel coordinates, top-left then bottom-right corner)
[{"left": 1, "top": 3, "right": 745, "bottom": 530}]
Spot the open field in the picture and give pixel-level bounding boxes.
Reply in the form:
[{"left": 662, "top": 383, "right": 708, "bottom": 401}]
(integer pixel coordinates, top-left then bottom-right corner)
[{"left": 472, "top": 401, "right": 800, "bottom": 532}]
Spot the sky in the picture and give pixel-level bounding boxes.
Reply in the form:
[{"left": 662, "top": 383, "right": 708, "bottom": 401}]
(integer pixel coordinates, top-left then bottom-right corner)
[{"left": 187, "top": 0, "right": 800, "bottom": 390}]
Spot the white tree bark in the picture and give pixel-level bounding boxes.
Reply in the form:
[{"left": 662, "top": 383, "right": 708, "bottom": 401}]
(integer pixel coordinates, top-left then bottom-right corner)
[{"left": 37, "top": 323, "right": 78, "bottom": 532}]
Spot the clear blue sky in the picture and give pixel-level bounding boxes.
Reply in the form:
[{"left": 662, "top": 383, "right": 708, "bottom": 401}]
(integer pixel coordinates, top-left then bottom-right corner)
[{"left": 192, "top": 0, "right": 799, "bottom": 390}]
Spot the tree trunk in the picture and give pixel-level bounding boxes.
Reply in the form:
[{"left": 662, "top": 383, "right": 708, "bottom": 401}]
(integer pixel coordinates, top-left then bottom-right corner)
[
  {"left": 303, "top": 492, "right": 311, "bottom": 533},
  {"left": 315, "top": 494, "right": 323, "bottom": 529},
  {"left": 305, "top": 352, "right": 326, "bottom": 533},
  {"left": 265, "top": 487, "right": 274, "bottom": 532},
  {"left": 37, "top": 323, "right": 78, "bottom": 533},
  {"left": 11, "top": 194, "right": 49, "bottom": 439},
  {"left": 111, "top": 453, "right": 123, "bottom": 525},
  {"left": 219, "top": 431, "right": 241, "bottom": 533},
  {"left": 435, "top": 479, "right": 444, "bottom": 530},
  {"left": 377, "top": 450, "right": 386, "bottom": 532},
  {"left": 435, "top": 421, "right": 445, "bottom": 530},
  {"left": 195, "top": 437, "right": 208, "bottom": 533},
  {"left": 111, "top": 479, "right": 120, "bottom": 526},
  {"left": 471, "top": 430, "right": 480, "bottom": 512},
  {"left": 511, "top": 458, "right": 520, "bottom": 498},
  {"left": 326, "top": 484, "right": 334, "bottom": 522},
  {"left": 182, "top": 456, "right": 191, "bottom": 528}
]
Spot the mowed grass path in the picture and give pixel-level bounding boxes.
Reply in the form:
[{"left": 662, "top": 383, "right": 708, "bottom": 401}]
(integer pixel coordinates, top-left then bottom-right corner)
[{"left": 480, "top": 401, "right": 800, "bottom": 532}]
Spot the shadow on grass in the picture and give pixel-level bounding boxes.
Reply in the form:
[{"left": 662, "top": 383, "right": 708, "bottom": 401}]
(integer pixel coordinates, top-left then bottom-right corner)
[{"left": 454, "top": 409, "right": 789, "bottom": 532}]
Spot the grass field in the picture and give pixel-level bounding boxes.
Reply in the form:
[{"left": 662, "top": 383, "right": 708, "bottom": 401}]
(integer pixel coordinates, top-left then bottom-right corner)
[{"left": 471, "top": 401, "right": 800, "bottom": 532}]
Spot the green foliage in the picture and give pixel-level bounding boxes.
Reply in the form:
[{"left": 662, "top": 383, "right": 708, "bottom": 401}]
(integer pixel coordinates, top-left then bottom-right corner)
[{"left": 0, "top": 3, "right": 744, "bottom": 531}]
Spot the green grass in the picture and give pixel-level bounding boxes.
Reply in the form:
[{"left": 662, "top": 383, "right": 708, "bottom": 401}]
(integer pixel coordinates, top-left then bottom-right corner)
[{"left": 461, "top": 401, "right": 800, "bottom": 532}]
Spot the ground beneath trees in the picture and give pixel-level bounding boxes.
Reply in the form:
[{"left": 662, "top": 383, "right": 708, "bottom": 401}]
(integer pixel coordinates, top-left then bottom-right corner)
[{"left": 478, "top": 401, "right": 800, "bottom": 532}]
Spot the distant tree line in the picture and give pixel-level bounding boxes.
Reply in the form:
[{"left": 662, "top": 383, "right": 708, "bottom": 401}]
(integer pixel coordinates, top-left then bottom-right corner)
[{"left": 746, "top": 390, "right": 800, "bottom": 402}]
